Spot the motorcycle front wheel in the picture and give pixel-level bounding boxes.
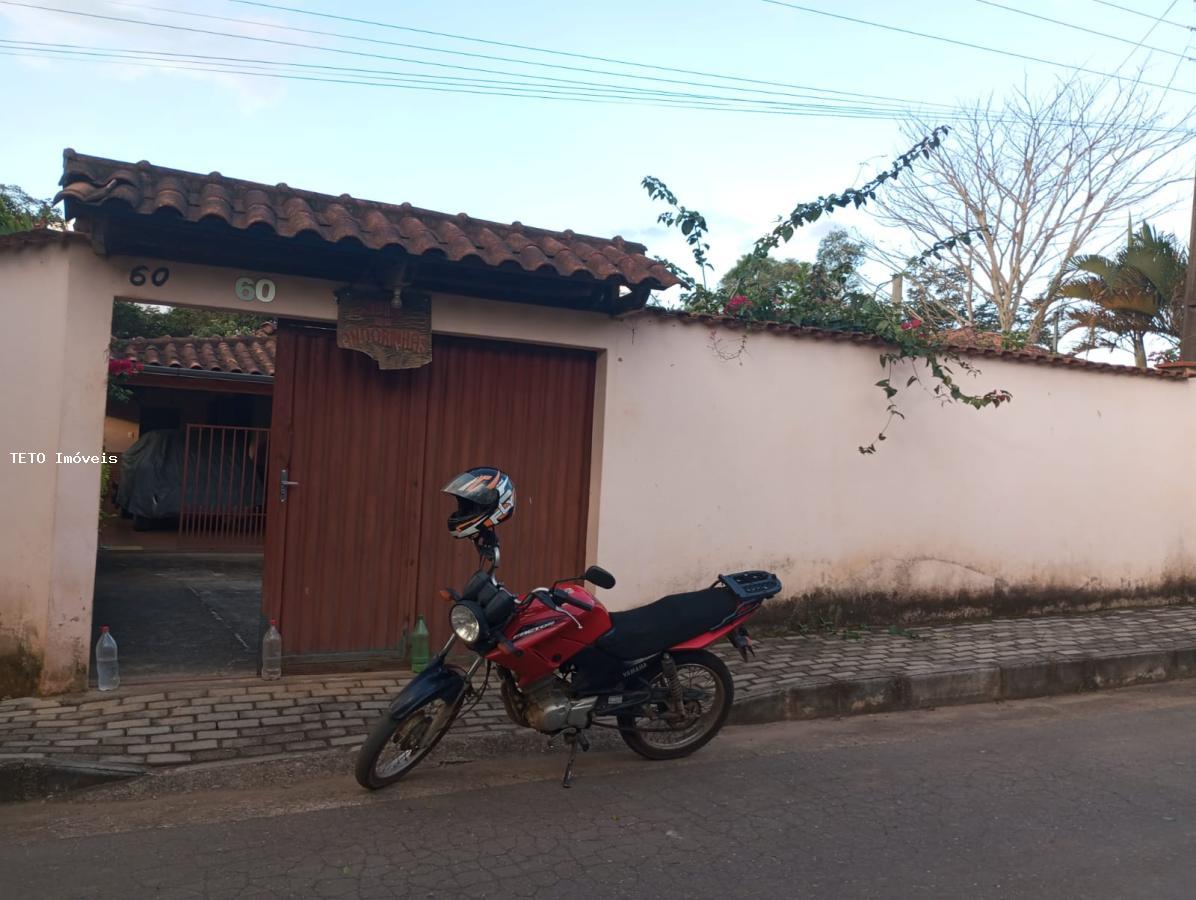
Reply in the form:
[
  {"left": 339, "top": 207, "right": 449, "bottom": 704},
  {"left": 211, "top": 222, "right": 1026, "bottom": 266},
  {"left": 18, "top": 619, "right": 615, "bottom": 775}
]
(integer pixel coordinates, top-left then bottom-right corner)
[
  {"left": 354, "top": 691, "right": 463, "bottom": 790},
  {"left": 617, "top": 649, "right": 734, "bottom": 761}
]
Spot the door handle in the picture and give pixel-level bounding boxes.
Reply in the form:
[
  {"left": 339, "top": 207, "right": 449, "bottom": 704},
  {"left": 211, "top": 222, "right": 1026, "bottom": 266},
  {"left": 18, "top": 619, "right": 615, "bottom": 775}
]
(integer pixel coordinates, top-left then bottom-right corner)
[{"left": 280, "top": 468, "right": 299, "bottom": 503}]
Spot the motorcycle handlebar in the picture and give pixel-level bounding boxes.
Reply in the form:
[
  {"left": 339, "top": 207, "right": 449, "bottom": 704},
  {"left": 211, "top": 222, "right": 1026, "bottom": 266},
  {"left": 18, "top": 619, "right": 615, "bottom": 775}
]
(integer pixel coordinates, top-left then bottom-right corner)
[{"left": 552, "top": 588, "right": 594, "bottom": 612}]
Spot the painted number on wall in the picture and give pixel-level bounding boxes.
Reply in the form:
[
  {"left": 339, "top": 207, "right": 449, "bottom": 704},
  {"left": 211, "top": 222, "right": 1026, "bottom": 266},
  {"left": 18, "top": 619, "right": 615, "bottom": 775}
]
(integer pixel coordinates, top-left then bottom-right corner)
[
  {"left": 235, "top": 276, "right": 276, "bottom": 303},
  {"left": 129, "top": 265, "right": 170, "bottom": 287}
]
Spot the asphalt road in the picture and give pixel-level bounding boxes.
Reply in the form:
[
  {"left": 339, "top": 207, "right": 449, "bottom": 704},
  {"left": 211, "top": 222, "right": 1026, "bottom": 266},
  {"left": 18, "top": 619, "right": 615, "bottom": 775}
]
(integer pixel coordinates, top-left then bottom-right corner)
[{"left": 3, "top": 681, "right": 1196, "bottom": 899}]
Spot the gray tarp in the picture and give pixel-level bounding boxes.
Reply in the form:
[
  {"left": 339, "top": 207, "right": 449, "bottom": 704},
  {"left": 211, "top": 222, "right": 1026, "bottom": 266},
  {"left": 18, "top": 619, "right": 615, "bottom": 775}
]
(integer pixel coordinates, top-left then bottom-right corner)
[{"left": 117, "top": 429, "right": 266, "bottom": 520}]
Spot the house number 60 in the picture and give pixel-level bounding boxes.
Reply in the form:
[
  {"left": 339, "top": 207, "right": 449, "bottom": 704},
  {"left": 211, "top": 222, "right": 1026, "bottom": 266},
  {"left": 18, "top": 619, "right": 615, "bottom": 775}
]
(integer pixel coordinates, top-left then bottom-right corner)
[{"left": 234, "top": 276, "right": 276, "bottom": 303}]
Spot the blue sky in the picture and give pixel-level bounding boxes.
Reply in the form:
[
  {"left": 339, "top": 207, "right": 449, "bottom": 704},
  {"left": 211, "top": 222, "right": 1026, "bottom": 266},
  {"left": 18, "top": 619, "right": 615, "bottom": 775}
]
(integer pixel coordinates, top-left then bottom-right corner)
[{"left": 2, "top": 0, "right": 1193, "bottom": 307}]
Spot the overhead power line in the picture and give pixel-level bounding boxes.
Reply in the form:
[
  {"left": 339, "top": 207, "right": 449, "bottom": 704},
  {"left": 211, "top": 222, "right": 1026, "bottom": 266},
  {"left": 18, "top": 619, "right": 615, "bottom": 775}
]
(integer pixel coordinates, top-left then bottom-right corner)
[
  {"left": 4, "top": 38, "right": 1190, "bottom": 137},
  {"left": 0, "top": 39, "right": 967, "bottom": 119},
  {"left": 2, "top": 3, "right": 1191, "bottom": 132},
  {"left": 0, "top": 41, "right": 924, "bottom": 115},
  {"left": 758, "top": 0, "right": 1196, "bottom": 97},
  {"left": 973, "top": 0, "right": 1189, "bottom": 59},
  {"left": 215, "top": 0, "right": 960, "bottom": 111},
  {"left": 0, "top": 43, "right": 982, "bottom": 121},
  {"left": 1111, "top": 0, "right": 1181, "bottom": 75},
  {"left": 1086, "top": 0, "right": 1191, "bottom": 31},
  {"left": 94, "top": 0, "right": 961, "bottom": 113},
  {"left": 0, "top": 47, "right": 675, "bottom": 108},
  {"left": 1, "top": 1, "right": 919, "bottom": 109}
]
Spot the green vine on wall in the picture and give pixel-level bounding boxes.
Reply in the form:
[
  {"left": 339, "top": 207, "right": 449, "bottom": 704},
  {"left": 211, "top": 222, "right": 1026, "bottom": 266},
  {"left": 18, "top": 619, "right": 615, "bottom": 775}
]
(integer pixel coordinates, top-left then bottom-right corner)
[
  {"left": 863, "top": 319, "right": 1012, "bottom": 454},
  {"left": 641, "top": 177, "right": 712, "bottom": 291},
  {"left": 754, "top": 127, "right": 951, "bottom": 256},
  {"left": 642, "top": 129, "right": 1012, "bottom": 454}
]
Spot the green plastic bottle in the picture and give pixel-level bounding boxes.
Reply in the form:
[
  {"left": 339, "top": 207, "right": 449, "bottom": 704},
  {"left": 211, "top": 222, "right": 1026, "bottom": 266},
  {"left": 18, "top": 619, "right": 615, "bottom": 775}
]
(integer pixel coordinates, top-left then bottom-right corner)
[{"left": 411, "top": 615, "right": 429, "bottom": 673}]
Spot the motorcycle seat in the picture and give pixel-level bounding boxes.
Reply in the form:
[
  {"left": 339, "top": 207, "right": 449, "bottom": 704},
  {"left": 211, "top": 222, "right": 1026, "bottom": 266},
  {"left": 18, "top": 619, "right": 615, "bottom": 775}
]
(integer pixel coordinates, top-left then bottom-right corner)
[{"left": 597, "top": 587, "right": 739, "bottom": 661}]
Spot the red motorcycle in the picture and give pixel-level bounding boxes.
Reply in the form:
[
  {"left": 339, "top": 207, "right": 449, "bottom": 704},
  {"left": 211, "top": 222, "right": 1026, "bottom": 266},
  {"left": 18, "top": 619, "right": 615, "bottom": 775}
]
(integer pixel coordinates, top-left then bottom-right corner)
[{"left": 355, "top": 468, "right": 781, "bottom": 790}]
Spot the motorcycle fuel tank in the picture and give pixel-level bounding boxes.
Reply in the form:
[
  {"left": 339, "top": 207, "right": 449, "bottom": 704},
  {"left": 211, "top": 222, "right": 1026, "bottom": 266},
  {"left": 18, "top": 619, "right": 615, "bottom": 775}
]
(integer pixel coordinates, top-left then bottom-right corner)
[{"left": 485, "top": 585, "right": 612, "bottom": 686}]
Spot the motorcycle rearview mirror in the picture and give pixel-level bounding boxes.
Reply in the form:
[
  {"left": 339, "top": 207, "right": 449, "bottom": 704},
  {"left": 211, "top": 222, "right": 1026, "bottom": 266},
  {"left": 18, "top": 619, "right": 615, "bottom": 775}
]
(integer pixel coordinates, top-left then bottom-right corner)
[{"left": 583, "top": 565, "right": 616, "bottom": 590}]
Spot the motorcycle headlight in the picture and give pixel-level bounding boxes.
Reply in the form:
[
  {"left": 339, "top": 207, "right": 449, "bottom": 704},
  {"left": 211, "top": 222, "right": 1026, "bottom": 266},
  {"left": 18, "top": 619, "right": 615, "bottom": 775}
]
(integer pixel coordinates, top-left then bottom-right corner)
[{"left": 450, "top": 603, "right": 482, "bottom": 643}]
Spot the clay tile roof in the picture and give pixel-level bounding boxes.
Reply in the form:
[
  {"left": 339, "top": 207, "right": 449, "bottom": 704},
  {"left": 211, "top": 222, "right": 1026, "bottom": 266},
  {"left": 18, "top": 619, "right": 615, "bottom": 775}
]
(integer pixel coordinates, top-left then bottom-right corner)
[
  {"left": 639, "top": 308, "right": 1186, "bottom": 380},
  {"left": 116, "top": 332, "right": 276, "bottom": 377},
  {"left": 59, "top": 150, "right": 679, "bottom": 290}
]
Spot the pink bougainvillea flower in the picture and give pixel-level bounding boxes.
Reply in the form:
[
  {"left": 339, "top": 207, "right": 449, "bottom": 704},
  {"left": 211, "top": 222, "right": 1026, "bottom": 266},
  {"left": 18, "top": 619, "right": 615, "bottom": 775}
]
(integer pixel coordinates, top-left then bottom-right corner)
[
  {"left": 900, "top": 318, "right": 924, "bottom": 331},
  {"left": 725, "top": 294, "right": 752, "bottom": 314},
  {"left": 108, "top": 358, "right": 143, "bottom": 376}
]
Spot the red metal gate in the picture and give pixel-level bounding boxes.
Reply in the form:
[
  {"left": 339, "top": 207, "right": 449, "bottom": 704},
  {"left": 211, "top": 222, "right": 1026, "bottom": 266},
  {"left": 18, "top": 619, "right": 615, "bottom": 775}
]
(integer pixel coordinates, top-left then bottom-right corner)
[{"left": 179, "top": 424, "right": 271, "bottom": 545}]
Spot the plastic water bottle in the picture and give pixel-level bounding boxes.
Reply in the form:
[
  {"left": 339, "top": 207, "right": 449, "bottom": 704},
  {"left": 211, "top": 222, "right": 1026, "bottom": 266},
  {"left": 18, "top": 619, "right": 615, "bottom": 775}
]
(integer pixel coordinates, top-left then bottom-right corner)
[
  {"left": 261, "top": 619, "right": 282, "bottom": 680},
  {"left": 96, "top": 626, "right": 119, "bottom": 691},
  {"left": 411, "top": 616, "right": 429, "bottom": 673}
]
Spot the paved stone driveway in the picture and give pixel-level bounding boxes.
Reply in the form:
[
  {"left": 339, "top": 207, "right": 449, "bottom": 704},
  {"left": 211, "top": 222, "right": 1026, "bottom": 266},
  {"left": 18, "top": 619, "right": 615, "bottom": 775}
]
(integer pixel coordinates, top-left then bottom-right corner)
[
  {"left": 3, "top": 605, "right": 1196, "bottom": 769},
  {"left": 731, "top": 604, "right": 1196, "bottom": 695}
]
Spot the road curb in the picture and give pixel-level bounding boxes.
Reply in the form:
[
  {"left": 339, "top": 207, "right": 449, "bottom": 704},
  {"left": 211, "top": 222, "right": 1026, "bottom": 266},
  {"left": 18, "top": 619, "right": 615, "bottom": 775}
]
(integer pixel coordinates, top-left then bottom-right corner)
[{"left": 727, "top": 647, "right": 1196, "bottom": 726}]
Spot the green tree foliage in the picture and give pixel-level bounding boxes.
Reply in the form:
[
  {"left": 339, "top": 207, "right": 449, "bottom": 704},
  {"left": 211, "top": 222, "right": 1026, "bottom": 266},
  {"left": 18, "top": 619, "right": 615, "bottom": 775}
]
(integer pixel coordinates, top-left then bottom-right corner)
[
  {"left": 111, "top": 300, "right": 270, "bottom": 340},
  {"left": 814, "top": 228, "right": 866, "bottom": 300},
  {"left": 643, "top": 129, "right": 1013, "bottom": 454},
  {"left": 721, "top": 254, "right": 815, "bottom": 303},
  {"left": 903, "top": 259, "right": 1000, "bottom": 332},
  {"left": 683, "top": 228, "right": 871, "bottom": 323},
  {"left": 0, "top": 184, "right": 62, "bottom": 234},
  {"left": 754, "top": 127, "right": 951, "bottom": 255},
  {"left": 108, "top": 303, "right": 269, "bottom": 402},
  {"left": 0, "top": 185, "right": 267, "bottom": 342},
  {"left": 1058, "top": 222, "right": 1188, "bottom": 368}
]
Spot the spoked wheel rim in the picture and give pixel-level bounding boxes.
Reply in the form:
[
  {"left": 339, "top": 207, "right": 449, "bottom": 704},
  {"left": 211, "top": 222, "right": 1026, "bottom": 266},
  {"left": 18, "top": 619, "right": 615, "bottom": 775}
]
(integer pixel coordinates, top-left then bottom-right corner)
[
  {"left": 629, "top": 662, "right": 726, "bottom": 752},
  {"left": 373, "top": 697, "right": 457, "bottom": 780}
]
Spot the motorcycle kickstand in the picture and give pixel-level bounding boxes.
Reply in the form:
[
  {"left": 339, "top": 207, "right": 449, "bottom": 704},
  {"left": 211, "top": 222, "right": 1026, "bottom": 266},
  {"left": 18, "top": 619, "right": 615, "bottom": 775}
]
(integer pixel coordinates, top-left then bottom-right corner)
[{"left": 561, "top": 729, "right": 590, "bottom": 789}]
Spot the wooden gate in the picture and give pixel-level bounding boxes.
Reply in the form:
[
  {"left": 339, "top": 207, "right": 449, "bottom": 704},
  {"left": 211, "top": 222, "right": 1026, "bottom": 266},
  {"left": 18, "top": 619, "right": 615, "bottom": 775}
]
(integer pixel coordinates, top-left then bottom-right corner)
[{"left": 263, "top": 324, "right": 595, "bottom": 663}]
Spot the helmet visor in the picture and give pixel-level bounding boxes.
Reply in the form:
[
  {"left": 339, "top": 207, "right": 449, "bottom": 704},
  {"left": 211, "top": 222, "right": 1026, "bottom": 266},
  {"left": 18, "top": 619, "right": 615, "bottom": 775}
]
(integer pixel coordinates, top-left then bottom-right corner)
[{"left": 442, "top": 470, "right": 501, "bottom": 506}]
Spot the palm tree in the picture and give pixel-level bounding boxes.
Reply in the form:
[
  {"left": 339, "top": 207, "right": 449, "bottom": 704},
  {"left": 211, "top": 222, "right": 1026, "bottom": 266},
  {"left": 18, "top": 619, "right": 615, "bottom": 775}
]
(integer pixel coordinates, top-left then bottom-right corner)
[{"left": 1058, "top": 222, "right": 1188, "bottom": 368}]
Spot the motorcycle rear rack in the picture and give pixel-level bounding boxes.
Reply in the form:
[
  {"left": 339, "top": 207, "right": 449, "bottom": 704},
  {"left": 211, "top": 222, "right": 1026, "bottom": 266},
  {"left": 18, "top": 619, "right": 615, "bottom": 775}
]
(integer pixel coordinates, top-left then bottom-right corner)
[
  {"left": 717, "top": 570, "right": 782, "bottom": 601},
  {"left": 708, "top": 570, "right": 782, "bottom": 629}
]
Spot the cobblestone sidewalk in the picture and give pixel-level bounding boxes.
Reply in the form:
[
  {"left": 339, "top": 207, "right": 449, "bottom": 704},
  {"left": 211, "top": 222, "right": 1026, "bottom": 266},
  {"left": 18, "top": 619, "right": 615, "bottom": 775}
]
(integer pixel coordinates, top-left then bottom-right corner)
[{"left": 3, "top": 605, "right": 1196, "bottom": 770}]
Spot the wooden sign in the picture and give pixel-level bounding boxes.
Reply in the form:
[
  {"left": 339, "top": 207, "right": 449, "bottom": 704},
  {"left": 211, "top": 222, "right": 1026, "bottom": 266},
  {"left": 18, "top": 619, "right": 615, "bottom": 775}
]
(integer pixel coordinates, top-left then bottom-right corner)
[{"left": 335, "top": 287, "right": 431, "bottom": 370}]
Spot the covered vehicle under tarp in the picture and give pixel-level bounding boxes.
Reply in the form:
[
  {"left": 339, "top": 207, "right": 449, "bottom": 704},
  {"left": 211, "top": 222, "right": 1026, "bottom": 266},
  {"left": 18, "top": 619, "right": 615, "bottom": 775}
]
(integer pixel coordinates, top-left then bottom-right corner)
[{"left": 116, "top": 429, "right": 266, "bottom": 521}]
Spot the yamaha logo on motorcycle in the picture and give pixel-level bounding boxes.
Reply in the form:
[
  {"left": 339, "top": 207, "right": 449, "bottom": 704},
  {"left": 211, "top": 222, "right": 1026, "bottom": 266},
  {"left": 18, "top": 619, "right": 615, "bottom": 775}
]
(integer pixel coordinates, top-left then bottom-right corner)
[
  {"left": 355, "top": 468, "right": 781, "bottom": 791},
  {"left": 621, "top": 659, "right": 650, "bottom": 678}
]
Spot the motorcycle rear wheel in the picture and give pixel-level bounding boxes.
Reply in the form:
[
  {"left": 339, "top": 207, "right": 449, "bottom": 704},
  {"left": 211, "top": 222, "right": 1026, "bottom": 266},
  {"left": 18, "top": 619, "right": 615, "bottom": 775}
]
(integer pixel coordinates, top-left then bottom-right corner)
[
  {"left": 617, "top": 649, "right": 734, "bottom": 761},
  {"left": 354, "top": 692, "right": 462, "bottom": 790}
]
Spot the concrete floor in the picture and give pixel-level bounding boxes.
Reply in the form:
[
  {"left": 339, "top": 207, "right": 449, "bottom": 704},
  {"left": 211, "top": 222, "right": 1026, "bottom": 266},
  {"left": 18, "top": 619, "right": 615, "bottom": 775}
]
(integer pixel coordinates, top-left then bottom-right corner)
[
  {"left": 90, "top": 551, "right": 263, "bottom": 683},
  {"left": 100, "top": 512, "right": 267, "bottom": 552},
  {"left": 2, "top": 680, "right": 1195, "bottom": 898}
]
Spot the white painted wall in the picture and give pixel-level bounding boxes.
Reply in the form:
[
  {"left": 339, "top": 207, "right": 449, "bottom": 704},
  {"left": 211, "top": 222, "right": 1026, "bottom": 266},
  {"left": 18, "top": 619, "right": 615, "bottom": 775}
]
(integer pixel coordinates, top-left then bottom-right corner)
[
  {"left": 589, "top": 315, "right": 1196, "bottom": 610},
  {"left": 2, "top": 241, "right": 1193, "bottom": 694},
  {"left": 434, "top": 299, "right": 1196, "bottom": 611},
  {"left": 0, "top": 241, "right": 71, "bottom": 694}
]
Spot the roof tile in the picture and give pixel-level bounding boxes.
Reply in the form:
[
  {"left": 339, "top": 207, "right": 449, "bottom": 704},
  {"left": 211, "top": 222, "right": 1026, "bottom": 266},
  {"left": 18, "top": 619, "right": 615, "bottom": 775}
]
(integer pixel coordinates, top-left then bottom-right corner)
[
  {"left": 118, "top": 331, "right": 276, "bottom": 377},
  {"left": 639, "top": 308, "right": 1186, "bottom": 380},
  {"left": 59, "top": 150, "right": 678, "bottom": 289},
  {"left": 279, "top": 196, "right": 322, "bottom": 238}
]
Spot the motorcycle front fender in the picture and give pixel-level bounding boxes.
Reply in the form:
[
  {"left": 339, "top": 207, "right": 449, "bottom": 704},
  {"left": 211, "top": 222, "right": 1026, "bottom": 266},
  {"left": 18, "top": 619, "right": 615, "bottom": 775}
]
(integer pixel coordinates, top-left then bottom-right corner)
[{"left": 388, "top": 656, "right": 467, "bottom": 721}]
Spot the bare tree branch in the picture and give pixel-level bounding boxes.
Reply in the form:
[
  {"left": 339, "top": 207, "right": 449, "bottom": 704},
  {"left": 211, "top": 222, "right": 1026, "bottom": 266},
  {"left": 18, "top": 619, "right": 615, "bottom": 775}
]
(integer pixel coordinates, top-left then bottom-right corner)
[{"left": 871, "top": 76, "right": 1192, "bottom": 342}]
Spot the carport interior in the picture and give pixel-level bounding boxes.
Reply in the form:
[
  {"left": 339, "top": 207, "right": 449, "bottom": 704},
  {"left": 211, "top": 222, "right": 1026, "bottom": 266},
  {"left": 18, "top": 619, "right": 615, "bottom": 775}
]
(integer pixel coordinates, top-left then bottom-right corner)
[{"left": 93, "top": 312, "right": 276, "bottom": 684}]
